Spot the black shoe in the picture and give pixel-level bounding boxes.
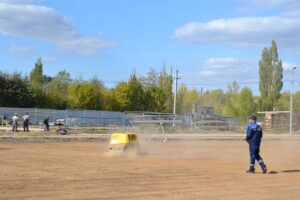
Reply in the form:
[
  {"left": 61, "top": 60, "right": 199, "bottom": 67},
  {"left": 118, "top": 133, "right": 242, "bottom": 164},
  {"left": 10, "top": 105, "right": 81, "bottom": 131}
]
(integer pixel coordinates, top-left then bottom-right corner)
[
  {"left": 262, "top": 166, "right": 267, "bottom": 174},
  {"left": 246, "top": 169, "right": 255, "bottom": 174}
]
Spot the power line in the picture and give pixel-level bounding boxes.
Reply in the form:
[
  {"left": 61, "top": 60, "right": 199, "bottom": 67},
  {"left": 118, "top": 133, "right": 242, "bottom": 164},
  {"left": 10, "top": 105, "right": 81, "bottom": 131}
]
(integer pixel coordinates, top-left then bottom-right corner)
[
  {"left": 179, "top": 79, "right": 299, "bottom": 86},
  {"left": 180, "top": 81, "right": 259, "bottom": 86}
]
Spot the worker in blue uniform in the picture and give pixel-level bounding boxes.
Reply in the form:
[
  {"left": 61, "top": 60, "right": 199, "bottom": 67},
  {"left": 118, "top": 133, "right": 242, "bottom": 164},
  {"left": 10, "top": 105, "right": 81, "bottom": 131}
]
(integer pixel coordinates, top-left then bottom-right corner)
[{"left": 245, "top": 115, "right": 267, "bottom": 174}]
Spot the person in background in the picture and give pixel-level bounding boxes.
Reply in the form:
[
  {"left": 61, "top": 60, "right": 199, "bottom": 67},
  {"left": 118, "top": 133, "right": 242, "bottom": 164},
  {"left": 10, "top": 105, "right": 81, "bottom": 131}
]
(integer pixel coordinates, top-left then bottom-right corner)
[
  {"left": 12, "top": 113, "right": 19, "bottom": 132},
  {"left": 245, "top": 115, "right": 267, "bottom": 174},
  {"left": 23, "top": 112, "right": 30, "bottom": 132},
  {"left": 44, "top": 115, "right": 50, "bottom": 131}
]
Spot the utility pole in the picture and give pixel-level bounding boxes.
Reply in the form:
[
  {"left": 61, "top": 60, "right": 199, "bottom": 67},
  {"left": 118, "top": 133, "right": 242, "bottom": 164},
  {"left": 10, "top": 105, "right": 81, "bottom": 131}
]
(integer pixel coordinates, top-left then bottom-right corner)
[
  {"left": 173, "top": 69, "right": 181, "bottom": 115},
  {"left": 290, "top": 66, "right": 297, "bottom": 136}
]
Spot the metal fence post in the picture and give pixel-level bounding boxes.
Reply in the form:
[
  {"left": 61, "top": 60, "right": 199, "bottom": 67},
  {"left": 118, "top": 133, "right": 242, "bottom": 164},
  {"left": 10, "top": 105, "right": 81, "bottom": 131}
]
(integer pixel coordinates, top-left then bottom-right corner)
[
  {"left": 65, "top": 109, "right": 68, "bottom": 126},
  {"left": 83, "top": 110, "right": 86, "bottom": 127},
  {"left": 34, "top": 108, "right": 37, "bottom": 125},
  {"left": 122, "top": 113, "right": 125, "bottom": 131}
]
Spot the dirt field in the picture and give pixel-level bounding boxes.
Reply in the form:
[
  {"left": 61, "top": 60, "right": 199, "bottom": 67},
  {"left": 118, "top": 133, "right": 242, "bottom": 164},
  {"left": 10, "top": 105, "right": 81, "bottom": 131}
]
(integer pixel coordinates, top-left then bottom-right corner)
[{"left": 1, "top": 138, "right": 300, "bottom": 200}]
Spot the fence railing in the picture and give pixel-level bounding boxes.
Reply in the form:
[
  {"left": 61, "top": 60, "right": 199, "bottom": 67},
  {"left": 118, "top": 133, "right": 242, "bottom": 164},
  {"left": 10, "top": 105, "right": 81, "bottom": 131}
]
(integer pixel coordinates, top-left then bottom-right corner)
[
  {"left": 0, "top": 107, "right": 240, "bottom": 131},
  {"left": 258, "top": 112, "right": 300, "bottom": 133}
]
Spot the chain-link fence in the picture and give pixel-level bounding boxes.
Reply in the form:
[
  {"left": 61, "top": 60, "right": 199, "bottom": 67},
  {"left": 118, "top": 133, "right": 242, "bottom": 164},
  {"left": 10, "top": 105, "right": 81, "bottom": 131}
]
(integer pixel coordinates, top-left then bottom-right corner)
[
  {"left": 191, "top": 114, "right": 240, "bottom": 131},
  {"left": 0, "top": 107, "right": 240, "bottom": 131},
  {"left": 0, "top": 107, "right": 57, "bottom": 126},
  {"left": 258, "top": 111, "right": 300, "bottom": 134},
  {"left": 3, "top": 107, "right": 299, "bottom": 133},
  {"left": 65, "top": 109, "right": 127, "bottom": 128},
  {"left": 0, "top": 107, "right": 126, "bottom": 128}
]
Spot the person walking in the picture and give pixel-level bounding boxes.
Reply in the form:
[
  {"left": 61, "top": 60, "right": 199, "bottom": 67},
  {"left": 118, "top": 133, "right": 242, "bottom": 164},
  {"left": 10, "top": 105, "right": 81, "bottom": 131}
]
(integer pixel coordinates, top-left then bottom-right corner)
[
  {"left": 23, "top": 112, "right": 30, "bottom": 132},
  {"left": 12, "top": 113, "right": 19, "bottom": 132},
  {"left": 43, "top": 115, "right": 50, "bottom": 131},
  {"left": 245, "top": 115, "right": 267, "bottom": 174}
]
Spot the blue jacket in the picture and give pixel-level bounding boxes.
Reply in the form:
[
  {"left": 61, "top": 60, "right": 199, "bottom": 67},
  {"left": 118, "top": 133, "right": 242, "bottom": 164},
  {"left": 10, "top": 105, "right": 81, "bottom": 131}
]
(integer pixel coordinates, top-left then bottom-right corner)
[{"left": 245, "top": 123, "right": 263, "bottom": 145}]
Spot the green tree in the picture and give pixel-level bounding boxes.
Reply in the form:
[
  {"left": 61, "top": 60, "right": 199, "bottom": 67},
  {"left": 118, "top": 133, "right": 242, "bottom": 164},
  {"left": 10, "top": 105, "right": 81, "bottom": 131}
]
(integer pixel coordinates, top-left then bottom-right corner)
[
  {"left": 127, "top": 73, "right": 145, "bottom": 111},
  {"left": 177, "top": 85, "right": 200, "bottom": 114},
  {"left": 138, "top": 68, "right": 159, "bottom": 89},
  {"left": 46, "top": 70, "right": 71, "bottom": 109},
  {"left": 0, "top": 72, "right": 36, "bottom": 107},
  {"left": 259, "top": 40, "right": 283, "bottom": 111},
  {"left": 68, "top": 79, "right": 105, "bottom": 109},
  {"left": 275, "top": 92, "right": 290, "bottom": 111},
  {"left": 147, "top": 68, "right": 159, "bottom": 87},
  {"left": 237, "top": 87, "right": 256, "bottom": 123},
  {"left": 30, "top": 58, "right": 45, "bottom": 107},
  {"left": 224, "top": 81, "right": 240, "bottom": 117},
  {"left": 227, "top": 80, "right": 239, "bottom": 95},
  {"left": 201, "top": 89, "right": 226, "bottom": 115},
  {"left": 112, "top": 73, "right": 146, "bottom": 111},
  {"left": 102, "top": 89, "right": 116, "bottom": 111},
  {"left": 112, "top": 82, "right": 131, "bottom": 111},
  {"left": 294, "top": 91, "right": 300, "bottom": 112},
  {"left": 90, "top": 77, "right": 106, "bottom": 110},
  {"left": 159, "top": 65, "right": 173, "bottom": 113},
  {"left": 145, "top": 86, "right": 166, "bottom": 112}
]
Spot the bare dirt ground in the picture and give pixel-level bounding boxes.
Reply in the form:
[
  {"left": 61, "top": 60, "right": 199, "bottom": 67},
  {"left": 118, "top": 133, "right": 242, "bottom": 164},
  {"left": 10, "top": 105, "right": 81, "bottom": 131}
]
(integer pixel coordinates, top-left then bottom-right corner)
[{"left": 1, "top": 139, "right": 300, "bottom": 200}]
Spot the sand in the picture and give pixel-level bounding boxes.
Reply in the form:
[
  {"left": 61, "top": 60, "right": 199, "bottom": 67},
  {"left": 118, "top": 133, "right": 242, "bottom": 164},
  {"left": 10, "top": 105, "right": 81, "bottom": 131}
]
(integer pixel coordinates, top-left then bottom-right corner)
[{"left": 1, "top": 139, "right": 300, "bottom": 200}]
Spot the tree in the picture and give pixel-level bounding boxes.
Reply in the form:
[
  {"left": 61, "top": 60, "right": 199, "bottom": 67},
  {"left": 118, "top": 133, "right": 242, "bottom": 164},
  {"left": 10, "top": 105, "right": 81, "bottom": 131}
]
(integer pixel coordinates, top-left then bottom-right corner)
[
  {"left": 259, "top": 40, "right": 283, "bottom": 111},
  {"left": 0, "top": 72, "right": 36, "bottom": 107},
  {"left": 227, "top": 80, "right": 240, "bottom": 95},
  {"left": 138, "top": 68, "right": 159, "bottom": 89},
  {"left": 46, "top": 70, "right": 71, "bottom": 109},
  {"left": 90, "top": 77, "right": 106, "bottom": 110},
  {"left": 112, "top": 82, "right": 131, "bottom": 111},
  {"left": 294, "top": 91, "right": 300, "bottom": 112},
  {"left": 68, "top": 79, "right": 105, "bottom": 109},
  {"left": 159, "top": 65, "right": 173, "bottom": 113},
  {"left": 275, "top": 92, "right": 290, "bottom": 111},
  {"left": 127, "top": 73, "right": 145, "bottom": 111},
  {"left": 147, "top": 68, "right": 159, "bottom": 87},
  {"left": 112, "top": 73, "right": 147, "bottom": 111},
  {"left": 102, "top": 89, "right": 116, "bottom": 111},
  {"left": 276, "top": 91, "right": 300, "bottom": 112},
  {"left": 30, "top": 58, "right": 45, "bottom": 107},
  {"left": 224, "top": 81, "right": 240, "bottom": 117},
  {"left": 236, "top": 87, "right": 256, "bottom": 123},
  {"left": 201, "top": 89, "right": 226, "bottom": 115},
  {"left": 145, "top": 86, "right": 166, "bottom": 112},
  {"left": 176, "top": 85, "right": 200, "bottom": 114}
]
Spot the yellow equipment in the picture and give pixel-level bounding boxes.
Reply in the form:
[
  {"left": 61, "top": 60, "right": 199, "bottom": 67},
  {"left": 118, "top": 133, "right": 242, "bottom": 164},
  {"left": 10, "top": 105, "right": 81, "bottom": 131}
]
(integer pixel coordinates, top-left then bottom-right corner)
[{"left": 108, "top": 133, "right": 140, "bottom": 153}]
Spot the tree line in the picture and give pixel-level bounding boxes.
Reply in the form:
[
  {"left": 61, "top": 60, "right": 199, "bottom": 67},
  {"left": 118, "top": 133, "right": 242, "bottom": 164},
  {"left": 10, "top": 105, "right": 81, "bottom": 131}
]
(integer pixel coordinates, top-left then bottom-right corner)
[
  {"left": 0, "top": 41, "right": 299, "bottom": 122},
  {"left": 0, "top": 60, "right": 174, "bottom": 113}
]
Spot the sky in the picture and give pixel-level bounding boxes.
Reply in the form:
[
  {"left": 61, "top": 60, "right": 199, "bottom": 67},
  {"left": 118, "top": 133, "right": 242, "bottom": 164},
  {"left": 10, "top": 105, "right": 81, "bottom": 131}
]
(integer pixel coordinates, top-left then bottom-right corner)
[{"left": 0, "top": 0, "right": 299, "bottom": 94}]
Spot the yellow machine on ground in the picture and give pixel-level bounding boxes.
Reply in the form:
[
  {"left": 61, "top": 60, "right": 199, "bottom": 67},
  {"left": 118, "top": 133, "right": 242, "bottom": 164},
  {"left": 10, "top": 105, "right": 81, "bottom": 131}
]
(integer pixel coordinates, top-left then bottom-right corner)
[{"left": 108, "top": 133, "right": 140, "bottom": 153}]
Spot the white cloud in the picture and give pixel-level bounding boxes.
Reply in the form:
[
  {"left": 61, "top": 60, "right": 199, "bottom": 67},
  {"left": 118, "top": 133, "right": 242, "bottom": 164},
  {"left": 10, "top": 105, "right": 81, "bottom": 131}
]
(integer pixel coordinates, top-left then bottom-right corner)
[
  {"left": 242, "top": 0, "right": 300, "bottom": 8},
  {"left": 174, "top": 12, "right": 300, "bottom": 48},
  {"left": 0, "top": 1, "right": 115, "bottom": 55},
  {"left": 188, "top": 58, "right": 298, "bottom": 91},
  {"left": 182, "top": 57, "right": 299, "bottom": 93},
  {"left": 180, "top": 57, "right": 255, "bottom": 90},
  {"left": 41, "top": 56, "right": 58, "bottom": 63},
  {"left": 199, "top": 70, "right": 216, "bottom": 76},
  {"left": 196, "top": 57, "right": 257, "bottom": 83},
  {"left": 0, "top": 0, "right": 39, "bottom": 4},
  {"left": 204, "top": 57, "right": 241, "bottom": 69},
  {"left": 182, "top": 57, "right": 259, "bottom": 91},
  {"left": 7, "top": 44, "right": 33, "bottom": 56},
  {"left": 282, "top": 62, "right": 297, "bottom": 70}
]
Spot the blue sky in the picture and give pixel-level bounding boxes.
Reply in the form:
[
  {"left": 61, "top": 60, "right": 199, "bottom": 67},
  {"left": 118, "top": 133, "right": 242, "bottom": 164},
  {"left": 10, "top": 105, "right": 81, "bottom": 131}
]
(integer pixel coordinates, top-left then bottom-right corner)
[{"left": 0, "top": 0, "right": 299, "bottom": 93}]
